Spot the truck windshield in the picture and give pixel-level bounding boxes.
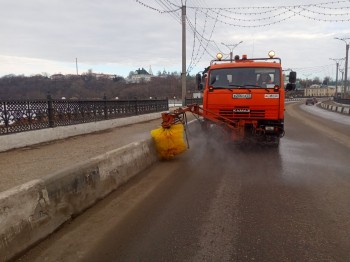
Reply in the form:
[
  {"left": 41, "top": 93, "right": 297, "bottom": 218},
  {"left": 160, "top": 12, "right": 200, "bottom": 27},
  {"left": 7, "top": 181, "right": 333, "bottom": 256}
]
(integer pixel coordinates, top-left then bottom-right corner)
[{"left": 209, "top": 67, "right": 281, "bottom": 89}]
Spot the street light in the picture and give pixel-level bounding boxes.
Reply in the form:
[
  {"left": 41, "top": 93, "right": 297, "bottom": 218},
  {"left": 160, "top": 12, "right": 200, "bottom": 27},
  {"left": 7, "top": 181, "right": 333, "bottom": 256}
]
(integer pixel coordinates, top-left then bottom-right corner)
[
  {"left": 334, "top": 37, "right": 350, "bottom": 98},
  {"left": 221, "top": 41, "right": 243, "bottom": 61},
  {"left": 329, "top": 57, "right": 345, "bottom": 97}
]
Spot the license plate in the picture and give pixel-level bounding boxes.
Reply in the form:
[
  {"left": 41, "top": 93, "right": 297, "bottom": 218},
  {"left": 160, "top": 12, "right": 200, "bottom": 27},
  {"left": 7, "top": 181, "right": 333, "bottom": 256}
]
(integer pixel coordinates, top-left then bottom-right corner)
[{"left": 233, "top": 94, "right": 252, "bottom": 99}]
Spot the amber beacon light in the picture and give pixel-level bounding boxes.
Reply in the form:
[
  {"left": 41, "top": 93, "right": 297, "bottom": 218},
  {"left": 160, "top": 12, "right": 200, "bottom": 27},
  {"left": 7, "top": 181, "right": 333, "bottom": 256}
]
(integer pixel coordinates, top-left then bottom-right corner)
[
  {"left": 216, "top": 53, "right": 223, "bottom": 60},
  {"left": 268, "top": 50, "right": 276, "bottom": 58}
]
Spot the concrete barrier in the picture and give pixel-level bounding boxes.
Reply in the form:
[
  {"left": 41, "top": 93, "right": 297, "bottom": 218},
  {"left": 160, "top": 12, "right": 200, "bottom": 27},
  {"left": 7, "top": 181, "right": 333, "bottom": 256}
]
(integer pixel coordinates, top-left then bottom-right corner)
[
  {"left": 318, "top": 101, "right": 350, "bottom": 115},
  {"left": 285, "top": 98, "right": 302, "bottom": 102},
  {"left": 0, "top": 138, "right": 158, "bottom": 261},
  {"left": 0, "top": 112, "right": 163, "bottom": 153}
]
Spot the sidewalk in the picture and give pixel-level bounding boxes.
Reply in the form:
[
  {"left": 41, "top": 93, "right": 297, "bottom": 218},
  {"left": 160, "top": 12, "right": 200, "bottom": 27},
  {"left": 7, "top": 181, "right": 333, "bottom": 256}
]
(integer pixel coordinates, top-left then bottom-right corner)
[{"left": 0, "top": 118, "right": 164, "bottom": 192}]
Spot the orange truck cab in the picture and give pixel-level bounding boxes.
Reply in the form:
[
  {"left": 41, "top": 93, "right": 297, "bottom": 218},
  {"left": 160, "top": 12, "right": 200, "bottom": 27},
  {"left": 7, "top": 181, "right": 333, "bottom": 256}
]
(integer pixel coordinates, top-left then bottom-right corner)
[{"left": 196, "top": 51, "right": 296, "bottom": 146}]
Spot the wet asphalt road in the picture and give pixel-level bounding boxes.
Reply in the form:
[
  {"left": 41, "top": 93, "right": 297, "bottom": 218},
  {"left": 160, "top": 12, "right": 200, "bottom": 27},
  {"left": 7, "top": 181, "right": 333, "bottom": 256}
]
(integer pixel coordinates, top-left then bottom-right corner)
[{"left": 19, "top": 102, "right": 350, "bottom": 262}]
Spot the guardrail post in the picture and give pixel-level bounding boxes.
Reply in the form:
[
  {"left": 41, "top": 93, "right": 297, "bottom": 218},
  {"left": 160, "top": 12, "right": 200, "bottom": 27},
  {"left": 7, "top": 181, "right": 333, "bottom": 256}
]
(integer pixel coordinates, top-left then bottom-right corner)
[
  {"left": 134, "top": 97, "right": 138, "bottom": 115},
  {"left": 155, "top": 99, "right": 158, "bottom": 112},
  {"left": 2, "top": 101, "right": 9, "bottom": 132},
  {"left": 47, "top": 93, "right": 54, "bottom": 127},
  {"left": 103, "top": 94, "right": 108, "bottom": 120}
]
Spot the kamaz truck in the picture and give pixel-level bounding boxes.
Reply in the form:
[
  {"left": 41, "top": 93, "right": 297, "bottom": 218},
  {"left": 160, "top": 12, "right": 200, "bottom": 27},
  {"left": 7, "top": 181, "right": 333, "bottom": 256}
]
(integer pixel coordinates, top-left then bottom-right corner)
[{"left": 160, "top": 51, "right": 296, "bottom": 147}]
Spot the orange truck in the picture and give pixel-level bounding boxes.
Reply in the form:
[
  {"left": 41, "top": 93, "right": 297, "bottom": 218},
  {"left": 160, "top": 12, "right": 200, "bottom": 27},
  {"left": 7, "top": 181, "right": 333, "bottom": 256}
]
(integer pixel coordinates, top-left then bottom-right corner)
[{"left": 160, "top": 51, "right": 296, "bottom": 147}]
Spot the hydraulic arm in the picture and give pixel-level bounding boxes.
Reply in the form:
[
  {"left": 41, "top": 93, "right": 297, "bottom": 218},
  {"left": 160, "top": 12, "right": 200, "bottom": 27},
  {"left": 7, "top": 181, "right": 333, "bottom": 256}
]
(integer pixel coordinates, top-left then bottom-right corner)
[{"left": 161, "top": 104, "right": 239, "bottom": 130}]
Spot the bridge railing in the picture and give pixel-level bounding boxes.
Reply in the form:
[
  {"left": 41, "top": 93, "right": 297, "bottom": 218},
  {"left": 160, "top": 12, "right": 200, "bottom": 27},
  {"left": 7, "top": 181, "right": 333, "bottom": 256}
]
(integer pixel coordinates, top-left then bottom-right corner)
[
  {"left": 334, "top": 97, "right": 350, "bottom": 105},
  {"left": 185, "top": 98, "right": 203, "bottom": 105},
  {"left": 0, "top": 97, "right": 168, "bottom": 135}
]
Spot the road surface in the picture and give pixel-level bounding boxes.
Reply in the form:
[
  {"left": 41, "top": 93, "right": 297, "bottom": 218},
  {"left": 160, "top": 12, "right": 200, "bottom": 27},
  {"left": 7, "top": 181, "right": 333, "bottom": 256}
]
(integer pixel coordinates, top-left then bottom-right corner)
[{"left": 18, "top": 102, "right": 350, "bottom": 261}]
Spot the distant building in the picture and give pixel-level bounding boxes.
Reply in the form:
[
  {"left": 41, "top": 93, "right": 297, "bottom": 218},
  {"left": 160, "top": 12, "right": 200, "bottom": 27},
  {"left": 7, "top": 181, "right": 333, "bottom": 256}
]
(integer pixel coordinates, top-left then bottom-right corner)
[
  {"left": 304, "top": 85, "right": 336, "bottom": 97},
  {"left": 90, "top": 73, "right": 117, "bottom": 80},
  {"left": 129, "top": 67, "right": 153, "bottom": 83},
  {"left": 65, "top": 74, "right": 82, "bottom": 80},
  {"left": 157, "top": 69, "right": 171, "bottom": 78},
  {"left": 50, "top": 74, "right": 65, "bottom": 80},
  {"left": 51, "top": 73, "right": 122, "bottom": 81}
]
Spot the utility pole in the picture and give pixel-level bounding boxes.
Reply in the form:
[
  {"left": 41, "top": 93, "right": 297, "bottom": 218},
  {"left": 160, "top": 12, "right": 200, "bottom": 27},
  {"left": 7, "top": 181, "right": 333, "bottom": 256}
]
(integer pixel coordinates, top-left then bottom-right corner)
[
  {"left": 181, "top": 5, "right": 186, "bottom": 106},
  {"left": 221, "top": 41, "right": 243, "bottom": 62},
  {"left": 76, "top": 58, "right": 79, "bottom": 75},
  {"left": 329, "top": 58, "right": 344, "bottom": 97},
  {"left": 335, "top": 37, "right": 350, "bottom": 98},
  {"left": 335, "top": 62, "right": 339, "bottom": 97},
  {"left": 339, "top": 68, "right": 345, "bottom": 95}
]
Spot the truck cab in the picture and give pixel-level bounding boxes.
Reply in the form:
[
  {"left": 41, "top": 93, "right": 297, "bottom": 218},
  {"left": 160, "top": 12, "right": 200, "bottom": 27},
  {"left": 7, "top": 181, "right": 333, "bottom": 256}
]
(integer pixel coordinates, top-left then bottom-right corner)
[{"left": 196, "top": 51, "right": 296, "bottom": 145}]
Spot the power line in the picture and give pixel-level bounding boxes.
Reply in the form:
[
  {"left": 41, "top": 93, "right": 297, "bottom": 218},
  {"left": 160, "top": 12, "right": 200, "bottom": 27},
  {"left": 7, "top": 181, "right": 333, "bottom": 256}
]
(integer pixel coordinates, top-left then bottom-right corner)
[
  {"left": 156, "top": 0, "right": 181, "bottom": 14},
  {"left": 135, "top": 0, "right": 163, "bottom": 13},
  {"left": 286, "top": 7, "right": 350, "bottom": 22},
  {"left": 301, "top": 6, "right": 350, "bottom": 16},
  {"left": 187, "top": 9, "right": 198, "bottom": 72},
  {"left": 162, "top": 0, "right": 181, "bottom": 8},
  {"left": 187, "top": 8, "right": 209, "bottom": 72},
  {"left": 186, "top": 4, "right": 223, "bottom": 51},
  {"left": 213, "top": 7, "right": 281, "bottom": 17},
  {"left": 186, "top": 12, "right": 220, "bottom": 73},
  {"left": 184, "top": 1, "right": 350, "bottom": 27},
  {"left": 154, "top": 0, "right": 181, "bottom": 22},
  {"left": 138, "top": 0, "right": 350, "bottom": 77},
  {"left": 186, "top": 0, "right": 350, "bottom": 10}
]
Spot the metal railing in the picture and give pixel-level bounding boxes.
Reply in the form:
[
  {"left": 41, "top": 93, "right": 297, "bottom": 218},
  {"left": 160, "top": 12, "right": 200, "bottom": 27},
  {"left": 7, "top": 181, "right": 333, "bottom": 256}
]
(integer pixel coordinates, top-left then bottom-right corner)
[
  {"left": 185, "top": 98, "right": 203, "bottom": 105},
  {"left": 0, "top": 96, "right": 168, "bottom": 135},
  {"left": 334, "top": 97, "right": 350, "bottom": 105}
]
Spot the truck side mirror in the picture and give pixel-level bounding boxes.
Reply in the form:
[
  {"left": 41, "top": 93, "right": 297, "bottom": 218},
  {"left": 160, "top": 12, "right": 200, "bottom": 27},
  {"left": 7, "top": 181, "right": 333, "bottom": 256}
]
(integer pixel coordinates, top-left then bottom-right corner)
[
  {"left": 289, "top": 71, "right": 296, "bottom": 84},
  {"left": 285, "top": 83, "right": 296, "bottom": 91},
  {"left": 196, "top": 73, "right": 203, "bottom": 90}
]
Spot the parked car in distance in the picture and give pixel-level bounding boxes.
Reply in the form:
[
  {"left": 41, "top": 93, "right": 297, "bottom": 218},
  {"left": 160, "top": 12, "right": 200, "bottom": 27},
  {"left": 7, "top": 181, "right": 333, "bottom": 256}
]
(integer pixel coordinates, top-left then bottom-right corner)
[
  {"left": 312, "top": 97, "right": 318, "bottom": 103},
  {"left": 306, "top": 98, "right": 315, "bottom": 105}
]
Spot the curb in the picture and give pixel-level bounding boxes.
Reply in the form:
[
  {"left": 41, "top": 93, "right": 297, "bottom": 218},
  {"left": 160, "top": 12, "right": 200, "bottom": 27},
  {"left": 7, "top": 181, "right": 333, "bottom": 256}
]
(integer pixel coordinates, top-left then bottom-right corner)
[
  {"left": 286, "top": 98, "right": 350, "bottom": 115},
  {"left": 285, "top": 98, "right": 303, "bottom": 102},
  {"left": 319, "top": 102, "right": 350, "bottom": 115},
  {"left": 0, "top": 138, "right": 158, "bottom": 261}
]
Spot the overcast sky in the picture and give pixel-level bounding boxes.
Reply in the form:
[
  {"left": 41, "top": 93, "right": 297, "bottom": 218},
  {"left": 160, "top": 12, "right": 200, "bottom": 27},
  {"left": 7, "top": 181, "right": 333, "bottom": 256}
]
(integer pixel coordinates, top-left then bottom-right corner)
[{"left": 1, "top": 0, "right": 349, "bottom": 80}]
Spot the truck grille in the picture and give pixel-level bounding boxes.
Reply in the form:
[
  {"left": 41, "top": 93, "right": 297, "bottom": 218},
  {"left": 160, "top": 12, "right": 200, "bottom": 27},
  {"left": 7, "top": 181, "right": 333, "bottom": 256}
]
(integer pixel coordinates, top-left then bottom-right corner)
[{"left": 219, "top": 109, "right": 265, "bottom": 119}]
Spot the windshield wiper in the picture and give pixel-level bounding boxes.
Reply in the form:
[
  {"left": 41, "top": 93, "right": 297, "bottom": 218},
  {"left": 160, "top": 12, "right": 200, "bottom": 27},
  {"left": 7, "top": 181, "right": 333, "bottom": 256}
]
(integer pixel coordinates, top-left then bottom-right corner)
[
  {"left": 228, "top": 83, "right": 244, "bottom": 88},
  {"left": 228, "top": 83, "right": 259, "bottom": 89},
  {"left": 228, "top": 84, "right": 256, "bottom": 92},
  {"left": 210, "top": 86, "right": 234, "bottom": 91},
  {"left": 243, "top": 84, "right": 260, "bottom": 88}
]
